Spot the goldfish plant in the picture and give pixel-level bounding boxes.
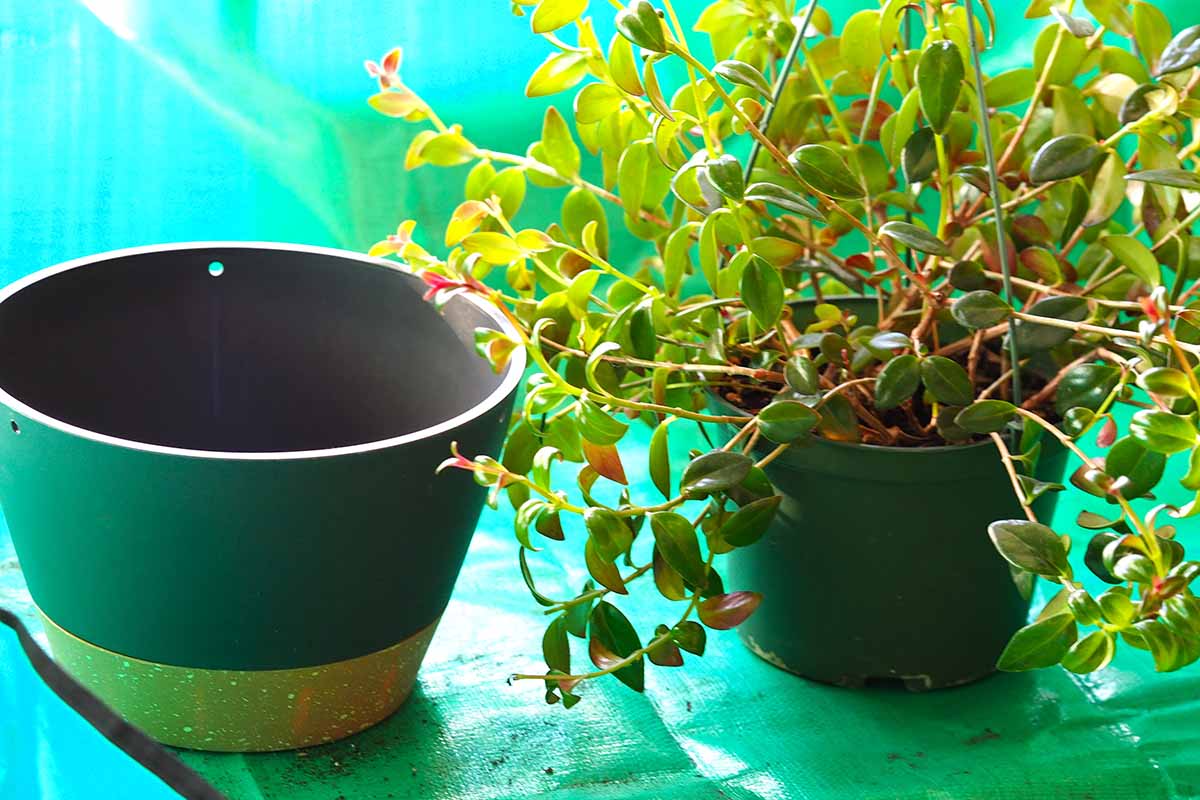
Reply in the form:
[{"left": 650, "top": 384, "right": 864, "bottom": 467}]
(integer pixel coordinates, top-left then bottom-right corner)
[{"left": 364, "top": 0, "right": 1200, "bottom": 704}]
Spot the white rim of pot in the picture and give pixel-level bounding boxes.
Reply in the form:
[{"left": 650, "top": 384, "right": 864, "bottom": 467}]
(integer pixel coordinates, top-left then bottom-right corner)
[{"left": 0, "top": 241, "right": 526, "bottom": 462}]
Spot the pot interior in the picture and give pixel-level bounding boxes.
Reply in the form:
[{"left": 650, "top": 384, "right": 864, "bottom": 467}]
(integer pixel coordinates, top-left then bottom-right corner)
[{"left": 0, "top": 246, "right": 510, "bottom": 452}]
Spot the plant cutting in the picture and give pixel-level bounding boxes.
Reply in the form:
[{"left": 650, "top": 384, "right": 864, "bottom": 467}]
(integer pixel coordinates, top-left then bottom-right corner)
[{"left": 365, "top": 0, "right": 1200, "bottom": 701}]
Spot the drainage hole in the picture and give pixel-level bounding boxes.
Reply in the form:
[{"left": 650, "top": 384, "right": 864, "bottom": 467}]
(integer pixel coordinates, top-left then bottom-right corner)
[
  {"left": 10, "top": 420, "right": 19, "bottom": 434},
  {"left": 208, "top": 260, "right": 225, "bottom": 277}
]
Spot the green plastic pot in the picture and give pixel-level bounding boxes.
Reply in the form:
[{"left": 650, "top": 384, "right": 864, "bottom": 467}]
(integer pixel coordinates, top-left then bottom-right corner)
[
  {"left": 0, "top": 243, "right": 523, "bottom": 750},
  {"left": 708, "top": 298, "right": 1067, "bottom": 690}
]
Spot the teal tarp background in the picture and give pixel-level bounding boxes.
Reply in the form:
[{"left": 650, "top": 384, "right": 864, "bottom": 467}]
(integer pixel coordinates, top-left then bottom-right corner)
[{"left": 3, "top": 1, "right": 1200, "bottom": 798}]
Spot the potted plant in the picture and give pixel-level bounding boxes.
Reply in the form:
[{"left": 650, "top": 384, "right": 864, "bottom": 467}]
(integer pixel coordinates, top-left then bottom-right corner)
[{"left": 365, "top": 0, "right": 1200, "bottom": 701}]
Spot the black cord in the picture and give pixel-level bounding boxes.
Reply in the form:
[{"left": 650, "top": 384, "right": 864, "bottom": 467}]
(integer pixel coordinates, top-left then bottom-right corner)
[{"left": 0, "top": 607, "right": 226, "bottom": 800}]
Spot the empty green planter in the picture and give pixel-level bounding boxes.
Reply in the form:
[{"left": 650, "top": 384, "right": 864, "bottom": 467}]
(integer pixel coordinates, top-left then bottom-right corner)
[{"left": 0, "top": 243, "right": 523, "bottom": 750}]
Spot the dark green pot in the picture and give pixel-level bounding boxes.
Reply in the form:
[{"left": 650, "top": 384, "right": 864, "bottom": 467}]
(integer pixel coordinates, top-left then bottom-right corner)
[
  {"left": 0, "top": 243, "right": 523, "bottom": 750},
  {"left": 708, "top": 298, "right": 1067, "bottom": 691}
]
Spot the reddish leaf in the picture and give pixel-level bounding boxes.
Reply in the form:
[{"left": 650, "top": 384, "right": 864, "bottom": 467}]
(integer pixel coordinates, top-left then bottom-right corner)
[
  {"left": 583, "top": 440, "right": 628, "bottom": 484},
  {"left": 1097, "top": 417, "right": 1118, "bottom": 448},
  {"left": 647, "top": 632, "right": 684, "bottom": 667},
  {"left": 697, "top": 591, "right": 763, "bottom": 630},
  {"left": 588, "top": 636, "right": 624, "bottom": 670}
]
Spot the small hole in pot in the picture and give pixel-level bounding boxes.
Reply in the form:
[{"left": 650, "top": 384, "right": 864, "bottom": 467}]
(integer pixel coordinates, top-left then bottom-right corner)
[
  {"left": 10, "top": 420, "right": 19, "bottom": 434},
  {"left": 208, "top": 261, "right": 225, "bottom": 277}
]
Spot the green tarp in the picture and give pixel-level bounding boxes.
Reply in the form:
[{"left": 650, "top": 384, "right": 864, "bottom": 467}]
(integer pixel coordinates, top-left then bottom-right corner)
[{"left": 4, "top": 1, "right": 1200, "bottom": 798}]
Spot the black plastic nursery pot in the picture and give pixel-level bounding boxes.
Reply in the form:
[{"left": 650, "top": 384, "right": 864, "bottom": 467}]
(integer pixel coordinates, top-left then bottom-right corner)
[
  {"left": 709, "top": 297, "right": 1067, "bottom": 691},
  {"left": 0, "top": 243, "right": 523, "bottom": 751}
]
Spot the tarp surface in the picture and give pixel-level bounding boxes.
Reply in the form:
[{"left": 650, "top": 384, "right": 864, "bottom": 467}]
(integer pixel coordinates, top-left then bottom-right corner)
[{"left": 3, "top": 2, "right": 1200, "bottom": 798}]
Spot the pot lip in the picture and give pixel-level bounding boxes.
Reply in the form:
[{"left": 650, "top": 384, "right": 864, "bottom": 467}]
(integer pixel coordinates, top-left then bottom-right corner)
[
  {"left": 707, "top": 390, "right": 997, "bottom": 455},
  {"left": 0, "top": 241, "right": 526, "bottom": 462}
]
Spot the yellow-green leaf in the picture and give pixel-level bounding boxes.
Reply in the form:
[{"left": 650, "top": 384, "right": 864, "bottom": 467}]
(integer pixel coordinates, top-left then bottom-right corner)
[
  {"left": 526, "top": 51, "right": 588, "bottom": 97},
  {"left": 531, "top": 0, "right": 587, "bottom": 33}
]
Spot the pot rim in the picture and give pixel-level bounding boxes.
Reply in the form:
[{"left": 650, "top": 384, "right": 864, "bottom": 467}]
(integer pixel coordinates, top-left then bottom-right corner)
[
  {"left": 0, "top": 241, "right": 526, "bottom": 462},
  {"left": 708, "top": 390, "right": 996, "bottom": 455}
]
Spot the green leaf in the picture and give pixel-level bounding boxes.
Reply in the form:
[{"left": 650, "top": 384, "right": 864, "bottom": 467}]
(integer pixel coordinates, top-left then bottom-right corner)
[
  {"left": 839, "top": 9, "right": 884, "bottom": 73},
  {"left": 955, "top": 400, "right": 1018, "bottom": 434},
  {"left": 789, "top": 144, "right": 863, "bottom": 199},
  {"left": 949, "top": 260, "right": 989, "bottom": 291},
  {"left": 541, "top": 106, "right": 580, "bottom": 178},
  {"left": 875, "top": 354, "right": 921, "bottom": 410},
  {"left": 1100, "top": 587, "right": 1137, "bottom": 625},
  {"left": 785, "top": 355, "right": 820, "bottom": 394},
  {"left": 662, "top": 222, "right": 697, "bottom": 296},
  {"left": 902, "top": 127, "right": 937, "bottom": 183},
  {"left": 1126, "top": 168, "right": 1200, "bottom": 191},
  {"left": 608, "top": 34, "right": 644, "bottom": 95},
  {"left": 1157, "top": 24, "right": 1200, "bottom": 75},
  {"left": 1029, "top": 134, "right": 1102, "bottom": 183},
  {"left": 1130, "top": 410, "right": 1197, "bottom": 454},
  {"left": 589, "top": 601, "right": 644, "bottom": 691},
  {"left": 574, "top": 83, "right": 623, "bottom": 125},
  {"left": 525, "top": 51, "right": 588, "bottom": 97},
  {"left": 1133, "top": 2, "right": 1174, "bottom": 74},
  {"left": 578, "top": 399, "right": 628, "bottom": 446},
  {"left": 671, "top": 620, "right": 706, "bottom": 655},
  {"left": 1013, "top": 295, "right": 1088, "bottom": 351},
  {"left": 542, "top": 615, "right": 571, "bottom": 676},
  {"left": 868, "top": 332, "right": 911, "bottom": 351},
  {"left": 585, "top": 536, "right": 627, "bottom": 594},
  {"left": 463, "top": 231, "right": 525, "bottom": 264},
  {"left": 713, "top": 59, "right": 772, "bottom": 96},
  {"left": 630, "top": 304, "right": 656, "bottom": 360},
  {"left": 920, "top": 356, "right": 974, "bottom": 407},
  {"left": 1056, "top": 364, "right": 1121, "bottom": 415},
  {"left": 996, "top": 613, "right": 1078, "bottom": 671},
  {"left": 878, "top": 221, "right": 949, "bottom": 256},
  {"left": 419, "top": 129, "right": 476, "bottom": 166},
  {"left": 721, "top": 495, "right": 782, "bottom": 547},
  {"left": 1105, "top": 435, "right": 1166, "bottom": 499},
  {"left": 649, "top": 424, "right": 671, "bottom": 500},
  {"left": 680, "top": 451, "right": 754, "bottom": 498},
  {"left": 520, "top": 547, "right": 560, "bottom": 608},
  {"left": 740, "top": 255, "right": 785, "bottom": 328},
  {"left": 1081, "top": 152, "right": 1126, "bottom": 228},
  {"left": 531, "top": 0, "right": 587, "bottom": 33},
  {"left": 615, "top": 0, "right": 667, "bottom": 52},
  {"left": 1067, "top": 588, "right": 1104, "bottom": 626},
  {"left": 984, "top": 67, "right": 1036, "bottom": 107},
  {"left": 744, "top": 182, "right": 825, "bottom": 221},
  {"left": 917, "top": 40, "right": 964, "bottom": 133},
  {"left": 757, "top": 400, "right": 820, "bottom": 444},
  {"left": 1113, "top": 553, "right": 1156, "bottom": 583},
  {"left": 951, "top": 290, "right": 1012, "bottom": 329},
  {"left": 988, "top": 519, "right": 1073, "bottom": 579},
  {"left": 584, "top": 507, "right": 634, "bottom": 563},
  {"left": 706, "top": 154, "right": 745, "bottom": 201},
  {"left": 1102, "top": 234, "right": 1160, "bottom": 287},
  {"left": 649, "top": 512, "right": 707, "bottom": 586},
  {"left": 653, "top": 546, "right": 686, "bottom": 600},
  {"left": 1139, "top": 367, "right": 1193, "bottom": 398},
  {"left": 1062, "top": 630, "right": 1116, "bottom": 673},
  {"left": 697, "top": 591, "right": 763, "bottom": 630}
]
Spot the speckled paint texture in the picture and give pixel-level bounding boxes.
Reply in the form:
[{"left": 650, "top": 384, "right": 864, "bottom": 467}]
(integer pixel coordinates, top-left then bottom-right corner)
[{"left": 42, "top": 610, "right": 439, "bottom": 752}]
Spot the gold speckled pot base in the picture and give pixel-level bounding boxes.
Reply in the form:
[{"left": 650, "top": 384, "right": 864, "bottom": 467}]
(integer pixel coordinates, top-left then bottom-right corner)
[{"left": 39, "top": 610, "right": 439, "bottom": 752}]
